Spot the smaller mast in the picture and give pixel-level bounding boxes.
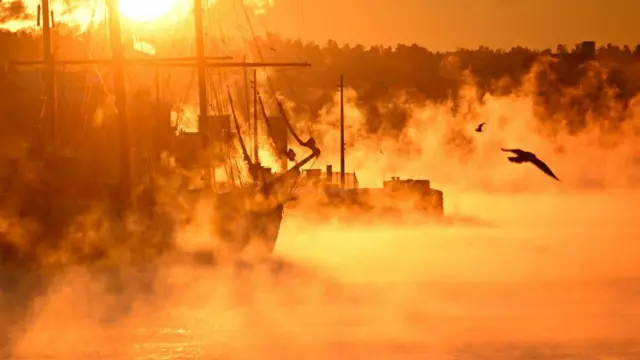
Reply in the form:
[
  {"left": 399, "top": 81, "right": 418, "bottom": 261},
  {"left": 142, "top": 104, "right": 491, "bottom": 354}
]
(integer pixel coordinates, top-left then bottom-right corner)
[
  {"left": 340, "top": 74, "right": 345, "bottom": 188},
  {"left": 106, "top": 0, "right": 132, "bottom": 210},
  {"left": 40, "top": 0, "right": 56, "bottom": 152},
  {"left": 243, "top": 55, "right": 251, "bottom": 146},
  {"left": 253, "top": 69, "right": 259, "bottom": 163}
]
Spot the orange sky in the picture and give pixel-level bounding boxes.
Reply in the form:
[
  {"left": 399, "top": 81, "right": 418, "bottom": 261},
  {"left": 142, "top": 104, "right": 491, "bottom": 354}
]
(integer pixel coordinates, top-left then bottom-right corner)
[{"left": 261, "top": 0, "right": 640, "bottom": 51}]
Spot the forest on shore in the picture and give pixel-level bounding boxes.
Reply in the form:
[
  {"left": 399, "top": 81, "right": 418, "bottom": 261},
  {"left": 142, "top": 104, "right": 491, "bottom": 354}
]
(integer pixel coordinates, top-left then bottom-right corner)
[
  {"left": 2, "top": 30, "right": 640, "bottom": 137},
  {"left": 244, "top": 35, "right": 640, "bottom": 135}
]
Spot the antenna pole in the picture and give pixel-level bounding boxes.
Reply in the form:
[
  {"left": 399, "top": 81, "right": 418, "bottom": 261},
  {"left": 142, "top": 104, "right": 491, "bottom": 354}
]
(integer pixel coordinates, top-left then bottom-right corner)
[
  {"left": 340, "top": 74, "right": 345, "bottom": 188},
  {"left": 41, "top": 0, "right": 56, "bottom": 152},
  {"left": 253, "top": 68, "right": 258, "bottom": 163},
  {"left": 106, "top": 0, "right": 132, "bottom": 211}
]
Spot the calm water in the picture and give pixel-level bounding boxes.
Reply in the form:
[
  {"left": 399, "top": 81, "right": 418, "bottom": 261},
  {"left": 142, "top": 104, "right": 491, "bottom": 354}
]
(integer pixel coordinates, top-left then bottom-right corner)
[
  {"left": 9, "top": 332, "right": 640, "bottom": 359},
  {"left": 7, "top": 278, "right": 640, "bottom": 359},
  {"left": 6, "top": 191, "right": 640, "bottom": 359}
]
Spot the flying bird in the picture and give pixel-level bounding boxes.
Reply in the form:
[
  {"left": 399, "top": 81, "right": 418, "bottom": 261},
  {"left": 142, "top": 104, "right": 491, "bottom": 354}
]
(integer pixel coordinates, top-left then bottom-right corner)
[
  {"left": 475, "top": 123, "right": 486, "bottom": 132},
  {"left": 501, "top": 148, "right": 560, "bottom": 181}
]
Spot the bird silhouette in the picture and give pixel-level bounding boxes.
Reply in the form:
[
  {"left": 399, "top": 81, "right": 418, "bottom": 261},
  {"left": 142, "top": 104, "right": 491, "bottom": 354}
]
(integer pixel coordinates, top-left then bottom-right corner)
[
  {"left": 475, "top": 123, "right": 486, "bottom": 132},
  {"left": 501, "top": 148, "right": 560, "bottom": 181}
]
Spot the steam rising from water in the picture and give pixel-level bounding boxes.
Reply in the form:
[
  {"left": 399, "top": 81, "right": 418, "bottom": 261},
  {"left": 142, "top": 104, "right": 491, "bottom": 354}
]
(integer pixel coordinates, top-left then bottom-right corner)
[
  {"left": 5, "top": 190, "right": 640, "bottom": 358},
  {"left": 295, "top": 58, "right": 640, "bottom": 192},
  {"left": 3, "top": 57, "right": 640, "bottom": 358}
]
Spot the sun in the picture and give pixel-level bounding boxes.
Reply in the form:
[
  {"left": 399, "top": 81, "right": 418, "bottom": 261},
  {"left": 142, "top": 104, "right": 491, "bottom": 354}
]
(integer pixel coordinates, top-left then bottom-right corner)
[{"left": 119, "top": 0, "right": 176, "bottom": 22}]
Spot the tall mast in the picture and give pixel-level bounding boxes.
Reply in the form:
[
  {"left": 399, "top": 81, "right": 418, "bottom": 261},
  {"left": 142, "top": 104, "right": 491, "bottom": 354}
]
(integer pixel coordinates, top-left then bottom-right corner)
[
  {"left": 253, "top": 69, "right": 258, "bottom": 163},
  {"left": 193, "top": 0, "right": 213, "bottom": 188},
  {"left": 41, "top": 0, "right": 56, "bottom": 152},
  {"left": 106, "top": 0, "right": 132, "bottom": 209},
  {"left": 194, "top": 0, "right": 209, "bottom": 141},
  {"left": 340, "top": 74, "right": 345, "bottom": 188}
]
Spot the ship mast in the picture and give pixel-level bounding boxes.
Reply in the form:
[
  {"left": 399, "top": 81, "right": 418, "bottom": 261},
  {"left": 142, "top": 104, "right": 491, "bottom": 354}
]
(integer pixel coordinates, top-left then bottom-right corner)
[
  {"left": 11, "top": 1, "right": 312, "bottom": 201},
  {"left": 193, "top": 0, "right": 209, "bottom": 141},
  {"left": 194, "top": 0, "right": 214, "bottom": 188},
  {"left": 40, "top": 0, "right": 56, "bottom": 152},
  {"left": 106, "top": 0, "right": 132, "bottom": 210}
]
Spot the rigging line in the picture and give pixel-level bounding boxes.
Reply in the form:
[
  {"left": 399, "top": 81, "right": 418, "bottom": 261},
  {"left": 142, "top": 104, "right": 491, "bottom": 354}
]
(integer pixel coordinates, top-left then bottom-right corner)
[
  {"left": 182, "top": 70, "right": 196, "bottom": 104},
  {"left": 225, "top": 145, "right": 247, "bottom": 186},
  {"left": 79, "top": 11, "right": 110, "bottom": 97},
  {"left": 232, "top": 1, "right": 250, "bottom": 39},
  {"left": 78, "top": 74, "right": 93, "bottom": 145},
  {"left": 257, "top": 92, "right": 275, "bottom": 142},
  {"left": 226, "top": 86, "right": 253, "bottom": 166},
  {"left": 288, "top": 156, "right": 318, "bottom": 197},
  {"left": 275, "top": 97, "right": 314, "bottom": 148},
  {"left": 214, "top": 8, "right": 232, "bottom": 48},
  {"left": 239, "top": 0, "right": 266, "bottom": 75},
  {"left": 221, "top": 71, "right": 233, "bottom": 112},
  {"left": 235, "top": 0, "right": 316, "bottom": 161},
  {"left": 207, "top": 70, "right": 219, "bottom": 114},
  {"left": 240, "top": 7, "right": 313, "bottom": 149},
  {"left": 238, "top": 3, "right": 286, "bottom": 92},
  {"left": 256, "top": 20, "right": 303, "bottom": 102},
  {"left": 257, "top": 92, "right": 292, "bottom": 161},
  {"left": 243, "top": 5, "right": 311, "bottom": 137},
  {"left": 257, "top": 18, "right": 275, "bottom": 51}
]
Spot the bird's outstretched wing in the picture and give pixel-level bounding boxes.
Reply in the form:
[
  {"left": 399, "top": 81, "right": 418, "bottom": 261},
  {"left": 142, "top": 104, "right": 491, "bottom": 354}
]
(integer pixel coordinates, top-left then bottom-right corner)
[
  {"left": 478, "top": 123, "right": 486, "bottom": 130},
  {"left": 530, "top": 157, "right": 560, "bottom": 181},
  {"left": 507, "top": 156, "right": 526, "bottom": 164},
  {"left": 500, "top": 148, "right": 527, "bottom": 156}
]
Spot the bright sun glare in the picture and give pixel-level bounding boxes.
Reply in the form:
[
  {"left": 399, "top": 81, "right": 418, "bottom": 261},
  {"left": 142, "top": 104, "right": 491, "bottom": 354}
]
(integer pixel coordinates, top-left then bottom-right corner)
[{"left": 119, "top": 0, "right": 176, "bottom": 22}]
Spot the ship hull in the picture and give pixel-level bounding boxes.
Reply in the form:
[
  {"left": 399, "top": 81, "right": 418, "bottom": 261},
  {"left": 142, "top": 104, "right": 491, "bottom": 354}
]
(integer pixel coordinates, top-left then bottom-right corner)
[
  {"left": 180, "top": 186, "right": 284, "bottom": 258},
  {"left": 0, "top": 170, "right": 285, "bottom": 271}
]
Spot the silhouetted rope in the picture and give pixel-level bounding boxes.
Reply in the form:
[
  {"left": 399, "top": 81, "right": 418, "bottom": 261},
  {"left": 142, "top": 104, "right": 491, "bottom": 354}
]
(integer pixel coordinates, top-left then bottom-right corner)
[
  {"left": 257, "top": 92, "right": 295, "bottom": 161},
  {"left": 226, "top": 86, "right": 253, "bottom": 167},
  {"left": 275, "top": 97, "right": 316, "bottom": 151},
  {"left": 239, "top": 0, "right": 314, "bottom": 143}
]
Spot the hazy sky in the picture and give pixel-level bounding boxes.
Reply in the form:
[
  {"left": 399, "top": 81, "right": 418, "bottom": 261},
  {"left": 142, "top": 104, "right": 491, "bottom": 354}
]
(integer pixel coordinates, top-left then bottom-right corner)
[{"left": 261, "top": 0, "right": 640, "bottom": 51}]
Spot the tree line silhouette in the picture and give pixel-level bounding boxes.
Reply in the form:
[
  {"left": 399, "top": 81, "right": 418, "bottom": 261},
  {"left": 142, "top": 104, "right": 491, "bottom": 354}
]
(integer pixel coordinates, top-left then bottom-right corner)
[
  {"left": 245, "top": 35, "right": 640, "bottom": 135},
  {"left": 2, "top": 30, "right": 640, "bottom": 136}
]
